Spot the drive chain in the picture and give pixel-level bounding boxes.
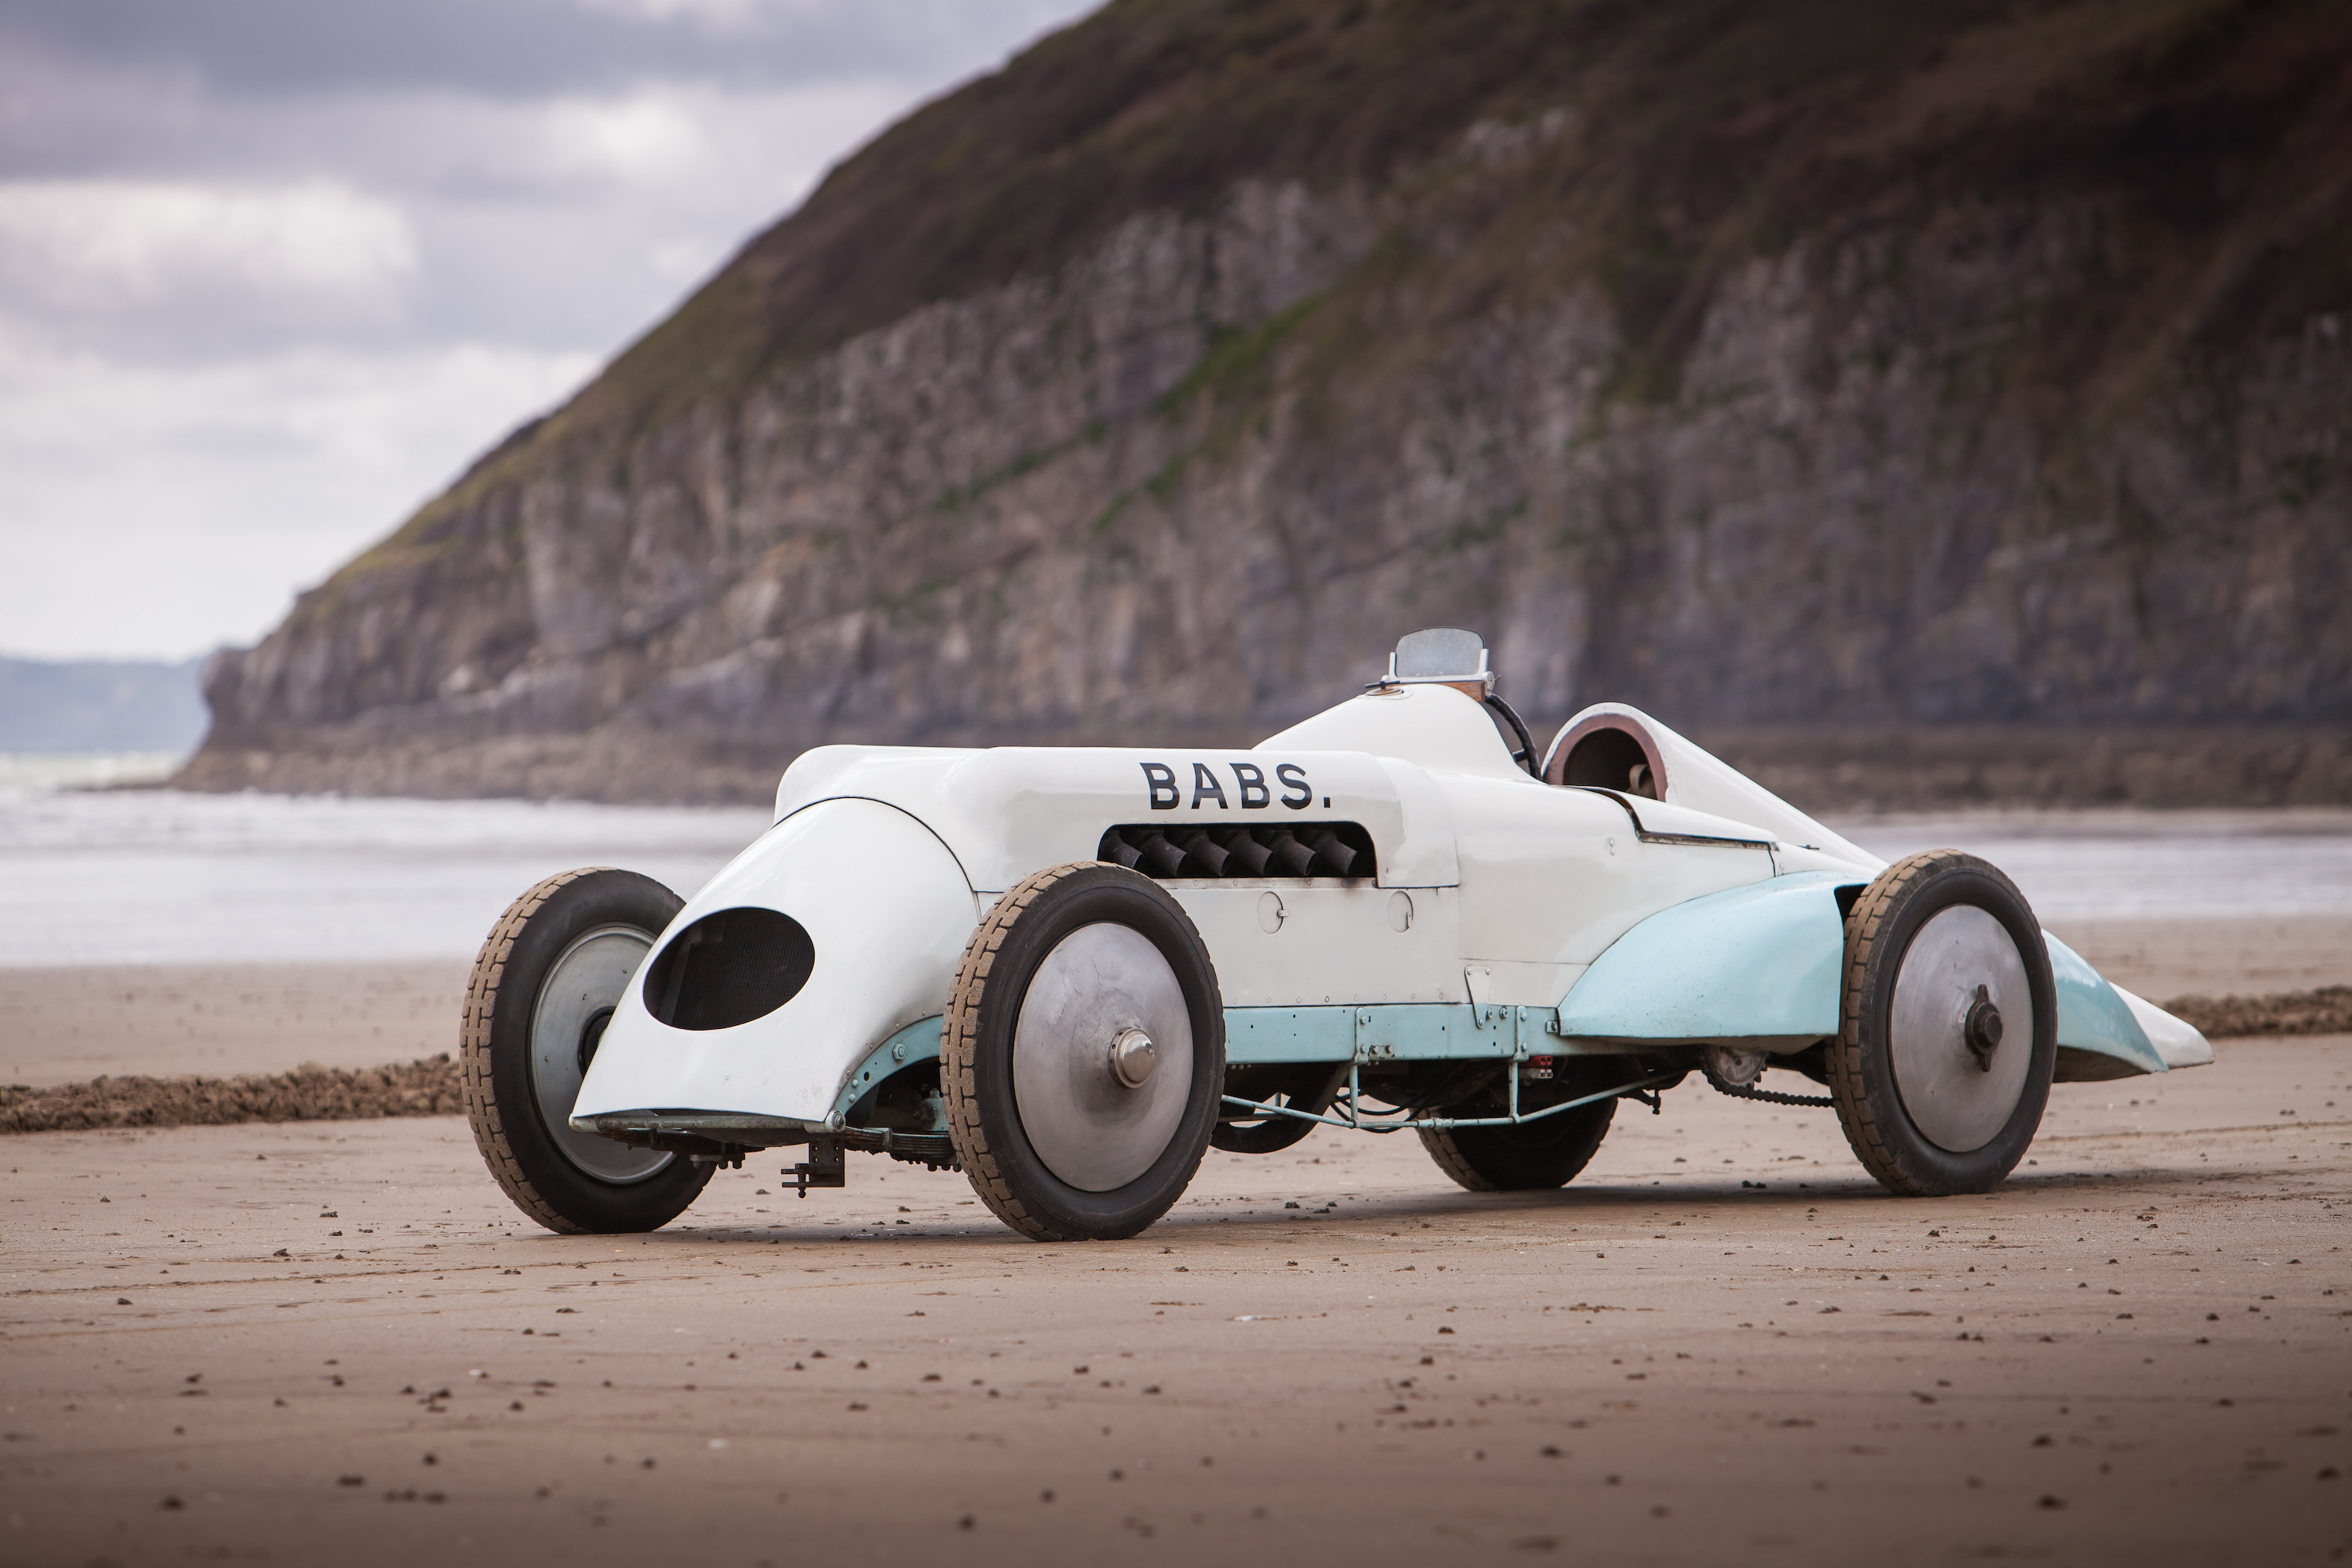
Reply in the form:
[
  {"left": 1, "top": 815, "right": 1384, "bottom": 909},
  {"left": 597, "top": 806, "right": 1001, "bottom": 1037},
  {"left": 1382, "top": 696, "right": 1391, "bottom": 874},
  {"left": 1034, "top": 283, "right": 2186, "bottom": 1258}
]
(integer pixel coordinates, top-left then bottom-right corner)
[{"left": 1706, "top": 1077, "right": 1833, "bottom": 1109}]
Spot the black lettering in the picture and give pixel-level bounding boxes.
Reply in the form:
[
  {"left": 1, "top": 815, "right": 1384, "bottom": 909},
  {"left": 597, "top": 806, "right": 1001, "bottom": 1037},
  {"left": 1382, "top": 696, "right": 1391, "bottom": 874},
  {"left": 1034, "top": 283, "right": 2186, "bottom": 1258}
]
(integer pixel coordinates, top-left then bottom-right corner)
[
  {"left": 1276, "top": 763, "right": 1312, "bottom": 809},
  {"left": 1232, "top": 762, "right": 1270, "bottom": 810},
  {"left": 1191, "top": 762, "right": 1229, "bottom": 811},
  {"left": 1140, "top": 762, "right": 1179, "bottom": 811}
]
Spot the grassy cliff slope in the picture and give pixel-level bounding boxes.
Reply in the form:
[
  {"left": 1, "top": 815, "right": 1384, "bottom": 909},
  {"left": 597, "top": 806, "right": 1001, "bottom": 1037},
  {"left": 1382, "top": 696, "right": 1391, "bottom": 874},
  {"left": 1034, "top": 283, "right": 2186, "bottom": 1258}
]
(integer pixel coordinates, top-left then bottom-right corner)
[{"left": 185, "top": 0, "right": 2352, "bottom": 803}]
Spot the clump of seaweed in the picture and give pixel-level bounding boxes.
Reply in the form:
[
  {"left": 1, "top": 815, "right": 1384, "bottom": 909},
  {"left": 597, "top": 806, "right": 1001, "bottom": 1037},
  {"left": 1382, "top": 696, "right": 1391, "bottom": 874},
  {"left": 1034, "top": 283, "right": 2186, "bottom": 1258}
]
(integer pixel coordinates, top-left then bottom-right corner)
[
  {"left": 2161, "top": 986, "right": 2352, "bottom": 1040},
  {"left": 0, "top": 1057, "right": 463, "bottom": 1136}
]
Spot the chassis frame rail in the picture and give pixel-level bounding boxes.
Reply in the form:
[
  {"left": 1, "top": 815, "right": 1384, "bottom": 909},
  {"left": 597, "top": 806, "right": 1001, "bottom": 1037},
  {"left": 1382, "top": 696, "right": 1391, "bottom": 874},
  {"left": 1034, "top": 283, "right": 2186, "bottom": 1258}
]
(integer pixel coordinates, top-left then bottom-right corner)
[{"left": 1220, "top": 1063, "right": 1685, "bottom": 1135}]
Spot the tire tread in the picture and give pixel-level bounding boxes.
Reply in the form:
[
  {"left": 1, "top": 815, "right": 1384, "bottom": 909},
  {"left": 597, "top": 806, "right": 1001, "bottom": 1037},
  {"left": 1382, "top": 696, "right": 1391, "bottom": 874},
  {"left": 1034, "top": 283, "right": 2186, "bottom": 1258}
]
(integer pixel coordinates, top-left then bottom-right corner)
[
  {"left": 1417, "top": 1126, "right": 1505, "bottom": 1193},
  {"left": 1828, "top": 848, "right": 2045, "bottom": 1196},
  {"left": 462, "top": 867, "right": 618, "bottom": 1235},
  {"left": 942, "top": 862, "right": 1094, "bottom": 1241}
]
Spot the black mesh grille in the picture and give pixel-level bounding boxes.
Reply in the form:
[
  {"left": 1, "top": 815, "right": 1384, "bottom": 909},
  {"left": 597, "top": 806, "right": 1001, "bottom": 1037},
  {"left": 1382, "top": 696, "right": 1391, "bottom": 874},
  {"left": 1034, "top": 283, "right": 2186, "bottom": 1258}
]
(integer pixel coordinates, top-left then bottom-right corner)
[{"left": 1097, "top": 822, "right": 1376, "bottom": 881}]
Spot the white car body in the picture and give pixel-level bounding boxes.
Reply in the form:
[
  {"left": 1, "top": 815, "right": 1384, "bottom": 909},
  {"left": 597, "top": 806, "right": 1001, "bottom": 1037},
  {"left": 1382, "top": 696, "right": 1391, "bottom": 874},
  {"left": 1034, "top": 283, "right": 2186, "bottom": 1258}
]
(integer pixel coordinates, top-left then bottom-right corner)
[{"left": 571, "top": 684, "right": 2208, "bottom": 1148}]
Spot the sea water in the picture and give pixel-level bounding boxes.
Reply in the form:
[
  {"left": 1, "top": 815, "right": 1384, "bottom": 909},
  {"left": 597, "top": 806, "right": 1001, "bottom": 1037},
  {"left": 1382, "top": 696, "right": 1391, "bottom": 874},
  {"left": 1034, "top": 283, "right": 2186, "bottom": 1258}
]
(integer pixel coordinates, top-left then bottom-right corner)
[
  {"left": 1837, "top": 810, "right": 2352, "bottom": 923},
  {"left": 1, "top": 778, "right": 2347, "bottom": 968},
  {"left": 0, "top": 783, "right": 768, "bottom": 967}
]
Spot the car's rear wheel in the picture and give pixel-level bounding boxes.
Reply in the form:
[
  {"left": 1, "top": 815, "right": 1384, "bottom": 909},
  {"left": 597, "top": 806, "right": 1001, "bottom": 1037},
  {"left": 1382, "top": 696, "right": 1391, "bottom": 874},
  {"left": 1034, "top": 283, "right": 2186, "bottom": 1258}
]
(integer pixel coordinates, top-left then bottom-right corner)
[
  {"left": 943, "top": 862, "right": 1224, "bottom": 1241},
  {"left": 1419, "top": 1060, "right": 1619, "bottom": 1192},
  {"left": 1212, "top": 1064, "right": 1344, "bottom": 1154},
  {"left": 462, "top": 867, "right": 713, "bottom": 1234},
  {"left": 1828, "top": 850, "right": 2056, "bottom": 1196}
]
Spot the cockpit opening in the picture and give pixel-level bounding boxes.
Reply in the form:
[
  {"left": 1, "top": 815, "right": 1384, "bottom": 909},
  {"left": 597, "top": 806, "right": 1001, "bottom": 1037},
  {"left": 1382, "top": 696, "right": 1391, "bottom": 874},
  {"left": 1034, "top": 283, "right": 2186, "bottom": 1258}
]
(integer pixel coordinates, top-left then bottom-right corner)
[{"left": 1547, "top": 714, "right": 1667, "bottom": 799}]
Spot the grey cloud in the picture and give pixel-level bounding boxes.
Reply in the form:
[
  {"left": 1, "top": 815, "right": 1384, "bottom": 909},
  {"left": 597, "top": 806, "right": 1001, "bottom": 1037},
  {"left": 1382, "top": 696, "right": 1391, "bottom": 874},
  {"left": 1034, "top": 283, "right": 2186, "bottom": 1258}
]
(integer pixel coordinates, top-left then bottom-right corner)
[
  {"left": 0, "top": 0, "right": 1066, "bottom": 99},
  {"left": 0, "top": 79, "right": 929, "bottom": 363},
  {"left": 0, "top": 0, "right": 1102, "bottom": 659}
]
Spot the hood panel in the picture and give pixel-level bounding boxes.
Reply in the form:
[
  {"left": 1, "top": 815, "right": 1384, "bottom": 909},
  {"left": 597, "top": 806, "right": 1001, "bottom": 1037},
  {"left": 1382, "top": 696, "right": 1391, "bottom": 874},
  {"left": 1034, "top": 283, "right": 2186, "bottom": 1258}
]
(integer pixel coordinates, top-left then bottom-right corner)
[
  {"left": 776, "top": 740, "right": 1458, "bottom": 891},
  {"left": 571, "top": 796, "right": 978, "bottom": 1124}
]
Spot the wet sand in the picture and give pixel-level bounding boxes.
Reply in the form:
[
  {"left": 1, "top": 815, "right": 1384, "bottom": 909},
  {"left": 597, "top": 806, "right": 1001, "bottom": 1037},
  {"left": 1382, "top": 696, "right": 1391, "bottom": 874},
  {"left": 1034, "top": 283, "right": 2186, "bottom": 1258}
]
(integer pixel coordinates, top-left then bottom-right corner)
[
  {"left": 7, "top": 917, "right": 2351, "bottom": 1092},
  {"left": 2051, "top": 916, "right": 2352, "bottom": 1000},
  {"left": 4, "top": 1038, "right": 2347, "bottom": 1566},
  {"left": 0, "top": 962, "right": 468, "bottom": 1089},
  {"left": 4, "top": 914, "right": 2349, "bottom": 1565}
]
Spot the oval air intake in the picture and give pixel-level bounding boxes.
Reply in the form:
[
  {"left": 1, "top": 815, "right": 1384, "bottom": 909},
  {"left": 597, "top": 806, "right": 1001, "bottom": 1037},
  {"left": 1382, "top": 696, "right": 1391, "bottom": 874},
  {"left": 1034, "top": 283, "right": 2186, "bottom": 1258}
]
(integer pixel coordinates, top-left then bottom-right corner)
[{"left": 641, "top": 907, "right": 815, "bottom": 1032}]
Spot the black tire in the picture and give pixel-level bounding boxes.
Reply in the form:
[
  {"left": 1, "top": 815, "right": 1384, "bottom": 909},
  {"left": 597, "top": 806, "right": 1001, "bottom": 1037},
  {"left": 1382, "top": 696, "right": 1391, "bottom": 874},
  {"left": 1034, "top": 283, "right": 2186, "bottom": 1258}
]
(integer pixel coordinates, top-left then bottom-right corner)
[
  {"left": 1418, "top": 1060, "right": 1619, "bottom": 1192},
  {"left": 1212, "top": 1065, "right": 1343, "bottom": 1155},
  {"left": 1828, "top": 850, "right": 2057, "bottom": 1196},
  {"left": 943, "top": 862, "right": 1224, "bottom": 1241},
  {"left": 462, "top": 867, "right": 713, "bottom": 1234}
]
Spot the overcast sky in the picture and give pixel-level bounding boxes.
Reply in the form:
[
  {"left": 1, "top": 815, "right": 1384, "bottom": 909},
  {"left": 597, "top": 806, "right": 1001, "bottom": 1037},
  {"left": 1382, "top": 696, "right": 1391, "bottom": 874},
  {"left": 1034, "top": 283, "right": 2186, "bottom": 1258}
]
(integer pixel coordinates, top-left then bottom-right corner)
[{"left": 0, "top": 0, "right": 1098, "bottom": 663}]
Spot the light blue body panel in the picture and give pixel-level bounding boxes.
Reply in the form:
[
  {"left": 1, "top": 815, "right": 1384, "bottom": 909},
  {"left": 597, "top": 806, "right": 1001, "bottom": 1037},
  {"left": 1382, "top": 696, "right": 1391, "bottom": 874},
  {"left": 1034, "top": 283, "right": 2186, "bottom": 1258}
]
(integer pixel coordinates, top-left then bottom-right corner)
[
  {"left": 2046, "top": 933, "right": 2166, "bottom": 1075},
  {"left": 1229, "top": 1003, "right": 1552, "bottom": 1063},
  {"left": 1226, "top": 1006, "right": 1356, "bottom": 1063},
  {"left": 835, "top": 1002, "right": 1557, "bottom": 1122},
  {"left": 1555, "top": 870, "right": 1855, "bottom": 1044},
  {"left": 832, "top": 1015, "right": 948, "bottom": 1123},
  {"left": 1542, "top": 870, "right": 2164, "bottom": 1077},
  {"left": 830, "top": 881, "right": 2167, "bottom": 1128}
]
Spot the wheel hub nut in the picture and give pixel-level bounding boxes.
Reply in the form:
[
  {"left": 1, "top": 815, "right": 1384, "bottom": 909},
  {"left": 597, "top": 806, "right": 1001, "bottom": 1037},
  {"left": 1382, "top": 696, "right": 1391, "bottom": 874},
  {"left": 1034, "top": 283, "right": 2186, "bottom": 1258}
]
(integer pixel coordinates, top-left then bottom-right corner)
[
  {"left": 1109, "top": 1027, "right": 1157, "bottom": 1088},
  {"left": 1963, "top": 985, "right": 2004, "bottom": 1072}
]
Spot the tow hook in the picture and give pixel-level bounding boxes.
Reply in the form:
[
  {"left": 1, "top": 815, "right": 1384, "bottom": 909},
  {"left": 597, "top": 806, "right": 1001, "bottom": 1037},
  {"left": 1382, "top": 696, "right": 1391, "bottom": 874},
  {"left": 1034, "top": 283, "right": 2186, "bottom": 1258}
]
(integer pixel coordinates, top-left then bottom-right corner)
[{"left": 787, "top": 1140, "right": 847, "bottom": 1196}]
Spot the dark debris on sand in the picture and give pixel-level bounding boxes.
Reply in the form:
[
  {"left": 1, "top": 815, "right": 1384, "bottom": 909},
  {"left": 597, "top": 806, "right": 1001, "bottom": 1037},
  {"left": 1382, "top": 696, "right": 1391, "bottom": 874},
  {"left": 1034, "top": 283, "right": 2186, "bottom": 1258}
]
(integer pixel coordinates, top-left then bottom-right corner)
[
  {"left": 2163, "top": 987, "right": 2352, "bottom": 1039},
  {"left": 1, "top": 985, "right": 2342, "bottom": 1137},
  {"left": 0, "top": 1056, "right": 462, "bottom": 1134}
]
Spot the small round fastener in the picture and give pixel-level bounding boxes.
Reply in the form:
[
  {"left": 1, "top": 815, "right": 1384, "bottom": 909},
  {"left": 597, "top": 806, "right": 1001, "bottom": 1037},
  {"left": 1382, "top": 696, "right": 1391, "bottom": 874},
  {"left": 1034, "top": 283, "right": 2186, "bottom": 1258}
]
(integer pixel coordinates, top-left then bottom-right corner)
[{"left": 1109, "top": 1028, "right": 1158, "bottom": 1089}]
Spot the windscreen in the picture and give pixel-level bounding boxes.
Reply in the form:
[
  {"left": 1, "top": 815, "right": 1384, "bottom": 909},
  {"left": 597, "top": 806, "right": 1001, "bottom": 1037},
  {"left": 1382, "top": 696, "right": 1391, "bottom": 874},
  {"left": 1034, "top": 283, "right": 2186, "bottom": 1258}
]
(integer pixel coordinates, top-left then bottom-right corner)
[{"left": 1392, "top": 627, "right": 1484, "bottom": 681}]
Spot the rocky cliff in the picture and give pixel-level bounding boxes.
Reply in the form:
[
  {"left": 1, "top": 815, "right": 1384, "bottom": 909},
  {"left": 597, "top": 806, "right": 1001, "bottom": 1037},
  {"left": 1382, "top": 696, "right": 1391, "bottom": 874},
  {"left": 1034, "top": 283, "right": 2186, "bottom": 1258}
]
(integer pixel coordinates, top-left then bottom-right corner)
[{"left": 182, "top": 0, "right": 2352, "bottom": 806}]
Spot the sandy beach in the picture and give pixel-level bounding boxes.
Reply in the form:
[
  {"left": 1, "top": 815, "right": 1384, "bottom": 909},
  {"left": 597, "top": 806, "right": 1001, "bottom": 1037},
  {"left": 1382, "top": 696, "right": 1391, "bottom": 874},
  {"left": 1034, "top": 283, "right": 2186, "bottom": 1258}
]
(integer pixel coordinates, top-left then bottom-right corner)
[
  {"left": 9, "top": 914, "right": 2349, "bottom": 1092},
  {"left": 0, "top": 961, "right": 469, "bottom": 1089},
  {"left": 8, "top": 0, "right": 2348, "bottom": 1557},
  {"left": 2, "top": 1033, "right": 2344, "bottom": 1567},
  {"left": 1, "top": 906, "right": 2347, "bottom": 1564}
]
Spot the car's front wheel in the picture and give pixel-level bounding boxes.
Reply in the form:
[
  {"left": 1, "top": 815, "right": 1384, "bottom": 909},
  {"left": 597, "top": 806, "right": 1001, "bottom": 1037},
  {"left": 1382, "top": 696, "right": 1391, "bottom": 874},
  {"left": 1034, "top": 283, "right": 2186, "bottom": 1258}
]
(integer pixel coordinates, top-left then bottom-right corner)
[
  {"left": 943, "top": 863, "right": 1224, "bottom": 1241},
  {"left": 461, "top": 867, "right": 713, "bottom": 1233},
  {"left": 1828, "top": 850, "right": 2056, "bottom": 1196}
]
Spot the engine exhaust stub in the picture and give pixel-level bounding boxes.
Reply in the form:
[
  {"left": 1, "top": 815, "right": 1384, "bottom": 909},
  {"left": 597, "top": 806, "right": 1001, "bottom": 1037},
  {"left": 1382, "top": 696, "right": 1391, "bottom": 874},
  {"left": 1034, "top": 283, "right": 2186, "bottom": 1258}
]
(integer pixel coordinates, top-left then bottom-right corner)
[
  {"left": 1096, "top": 823, "right": 1375, "bottom": 882},
  {"left": 1300, "top": 828, "right": 1361, "bottom": 877},
  {"left": 1136, "top": 831, "right": 1189, "bottom": 879},
  {"left": 1265, "top": 831, "right": 1318, "bottom": 877},
  {"left": 1217, "top": 829, "right": 1274, "bottom": 876},
  {"left": 1173, "top": 830, "right": 1230, "bottom": 877}
]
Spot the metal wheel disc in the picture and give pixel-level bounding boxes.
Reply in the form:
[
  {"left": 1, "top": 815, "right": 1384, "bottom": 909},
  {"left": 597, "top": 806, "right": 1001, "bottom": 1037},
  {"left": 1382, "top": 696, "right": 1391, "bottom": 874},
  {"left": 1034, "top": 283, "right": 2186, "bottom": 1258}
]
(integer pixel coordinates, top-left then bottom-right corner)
[
  {"left": 1888, "top": 906, "right": 2035, "bottom": 1153},
  {"left": 530, "top": 924, "right": 674, "bottom": 1183},
  {"left": 1011, "top": 922, "right": 1195, "bottom": 1192}
]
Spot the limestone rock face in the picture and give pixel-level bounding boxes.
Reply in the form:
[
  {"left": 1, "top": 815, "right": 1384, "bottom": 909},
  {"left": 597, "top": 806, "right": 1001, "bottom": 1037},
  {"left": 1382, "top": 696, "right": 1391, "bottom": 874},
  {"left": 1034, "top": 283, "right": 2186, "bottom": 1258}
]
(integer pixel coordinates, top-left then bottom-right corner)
[{"left": 181, "top": 2, "right": 2352, "bottom": 804}]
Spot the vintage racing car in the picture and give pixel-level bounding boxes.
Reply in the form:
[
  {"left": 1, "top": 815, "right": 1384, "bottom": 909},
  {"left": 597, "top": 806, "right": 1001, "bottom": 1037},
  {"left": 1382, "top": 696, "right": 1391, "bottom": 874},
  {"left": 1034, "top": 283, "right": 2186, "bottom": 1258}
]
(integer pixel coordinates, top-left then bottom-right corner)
[{"left": 461, "top": 629, "right": 2212, "bottom": 1240}]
